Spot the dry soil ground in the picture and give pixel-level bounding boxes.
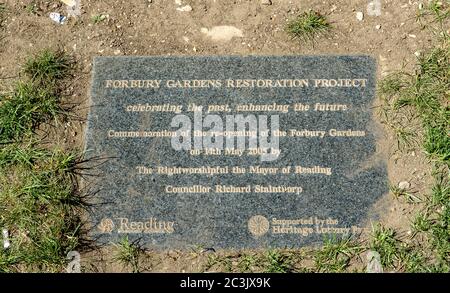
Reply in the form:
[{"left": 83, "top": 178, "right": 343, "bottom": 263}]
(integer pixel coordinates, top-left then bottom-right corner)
[{"left": 0, "top": 0, "right": 441, "bottom": 272}]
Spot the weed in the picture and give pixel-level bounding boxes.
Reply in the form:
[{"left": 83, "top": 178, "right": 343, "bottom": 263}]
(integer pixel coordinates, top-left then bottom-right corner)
[
  {"left": 0, "top": 143, "right": 85, "bottom": 272},
  {"left": 25, "top": 2, "right": 37, "bottom": 15},
  {"left": 0, "top": 49, "right": 84, "bottom": 272},
  {"left": 24, "top": 49, "right": 71, "bottom": 85},
  {"left": 417, "top": 0, "right": 450, "bottom": 39},
  {"left": 0, "top": 82, "right": 65, "bottom": 143},
  {"left": 0, "top": 49, "right": 72, "bottom": 143},
  {"left": 426, "top": 174, "right": 450, "bottom": 267},
  {"left": 285, "top": 11, "right": 330, "bottom": 41},
  {"left": 379, "top": 24, "right": 449, "bottom": 271},
  {"left": 113, "top": 236, "right": 143, "bottom": 273},
  {"left": 92, "top": 14, "right": 107, "bottom": 24},
  {"left": 379, "top": 44, "right": 449, "bottom": 164},
  {"left": 369, "top": 225, "right": 402, "bottom": 268},
  {"left": 264, "top": 250, "right": 292, "bottom": 273},
  {"left": 203, "top": 254, "right": 220, "bottom": 272},
  {"left": 315, "top": 236, "right": 364, "bottom": 272},
  {"left": 390, "top": 184, "right": 423, "bottom": 203},
  {"left": 237, "top": 254, "right": 256, "bottom": 273},
  {"left": 369, "top": 224, "right": 431, "bottom": 272},
  {"left": 412, "top": 212, "right": 432, "bottom": 233}
]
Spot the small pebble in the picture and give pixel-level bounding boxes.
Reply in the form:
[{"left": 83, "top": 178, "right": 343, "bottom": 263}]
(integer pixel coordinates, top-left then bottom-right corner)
[
  {"left": 376, "top": 25, "right": 381, "bottom": 30},
  {"left": 2, "top": 229, "right": 10, "bottom": 249},
  {"left": 177, "top": 5, "right": 192, "bottom": 12},
  {"left": 398, "top": 181, "right": 410, "bottom": 190},
  {"left": 356, "top": 12, "right": 364, "bottom": 21},
  {"left": 261, "top": 0, "right": 272, "bottom": 5}
]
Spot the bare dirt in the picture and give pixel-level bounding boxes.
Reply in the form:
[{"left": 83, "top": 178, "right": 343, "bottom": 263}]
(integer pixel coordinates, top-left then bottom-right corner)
[{"left": 0, "top": 0, "right": 436, "bottom": 272}]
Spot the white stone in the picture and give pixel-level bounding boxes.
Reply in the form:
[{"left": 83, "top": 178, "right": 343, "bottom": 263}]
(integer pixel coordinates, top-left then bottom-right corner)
[
  {"left": 2, "top": 229, "right": 9, "bottom": 249},
  {"left": 177, "top": 5, "right": 192, "bottom": 12},
  {"left": 376, "top": 25, "right": 381, "bottom": 30},
  {"left": 366, "top": 251, "right": 383, "bottom": 273},
  {"left": 261, "top": 0, "right": 272, "bottom": 5},
  {"left": 356, "top": 11, "right": 364, "bottom": 21},
  {"left": 201, "top": 26, "right": 243, "bottom": 42},
  {"left": 398, "top": 181, "right": 410, "bottom": 190},
  {"left": 60, "top": 0, "right": 76, "bottom": 5}
]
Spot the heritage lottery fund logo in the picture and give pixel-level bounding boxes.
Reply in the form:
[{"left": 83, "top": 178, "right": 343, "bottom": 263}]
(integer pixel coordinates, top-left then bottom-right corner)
[
  {"left": 248, "top": 215, "right": 270, "bottom": 237},
  {"left": 248, "top": 216, "right": 368, "bottom": 237}
]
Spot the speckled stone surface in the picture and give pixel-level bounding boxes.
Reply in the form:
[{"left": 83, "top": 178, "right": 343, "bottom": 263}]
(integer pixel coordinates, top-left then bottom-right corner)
[{"left": 85, "top": 56, "right": 387, "bottom": 249}]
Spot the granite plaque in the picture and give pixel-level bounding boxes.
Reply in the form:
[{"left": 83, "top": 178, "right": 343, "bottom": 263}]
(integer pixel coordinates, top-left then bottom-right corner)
[{"left": 85, "top": 56, "right": 388, "bottom": 249}]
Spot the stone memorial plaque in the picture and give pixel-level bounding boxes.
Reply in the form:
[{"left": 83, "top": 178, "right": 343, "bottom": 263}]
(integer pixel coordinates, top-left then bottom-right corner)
[{"left": 85, "top": 56, "right": 388, "bottom": 249}]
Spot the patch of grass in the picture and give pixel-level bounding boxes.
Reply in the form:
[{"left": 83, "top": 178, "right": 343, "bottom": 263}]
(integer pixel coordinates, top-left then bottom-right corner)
[
  {"left": 91, "top": 14, "right": 107, "bottom": 24},
  {"left": 402, "top": 250, "right": 428, "bottom": 272},
  {"left": 380, "top": 1, "right": 449, "bottom": 270},
  {"left": 222, "top": 257, "right": 233, "bottom": 272},
  {"left": 203, "top": 254, "right": 220, "bottom": 272},
  {"left": 0, "top": 143, "right": 85, "bottom": 272},
  {"left": 264, "top": 249, "right": 293, "bottom": 273},
  {"left": 0, "top": 3, "right": 6, "bottom": 27},
  {"left": 0, "top": 82, "right": 66, "bottom": 143},
  {"left": 379, "top": 44, "right": 449, "bottom": 165},
  {"left": 369, "top": 225, "right": 403, "bottom": 268},
  {"left": 25, "top": 2, "right": 37, "bottom": 15},
  {"left": 285, "top": 10, "right": 331, "bottom": 42},
  {"left": 369, "top": 224, "right": 431, "bottom": 272},
  {"left": 412, "top": 212, "right": 432, "bottom": 233},
  {"left": 24, "top": 49, "right": 71, "bottom": 86},
  {"left": 379, "top": 19, "right": 449, "bottom": 271},
  {"left": 390, "top": 184, "right": 423, "bottom": 203},
  {"left": 315, "top": 236, "right": 364, "bottom": 272},
  {"left": 0, "top": 49, "right": 85, "bottom": 272},
  {"left": 237, "top": 254, "right": 256, "bottom": 273},
  {"left": 0, "top": 49, "right": 72, "bottom": 143},
  {"left": 113, "top": 236, "right": 143, "bottom": 273},
  {"left": 425, "top": 174, "right": 450, "bottom": 268},
  {"left": 417, "top": 0, "right": 450, "bottom": 39}
]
